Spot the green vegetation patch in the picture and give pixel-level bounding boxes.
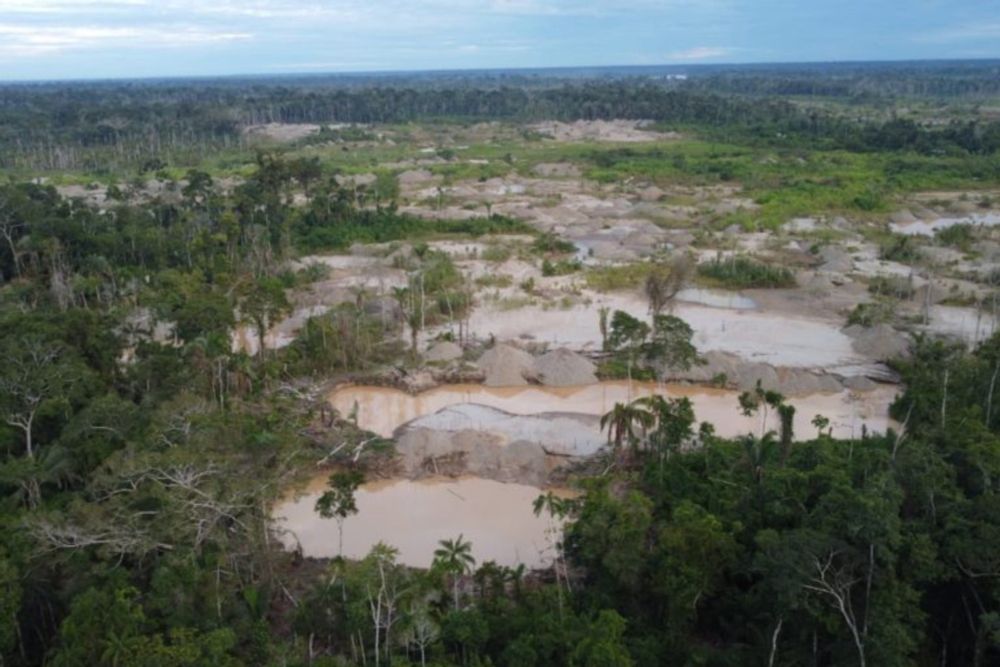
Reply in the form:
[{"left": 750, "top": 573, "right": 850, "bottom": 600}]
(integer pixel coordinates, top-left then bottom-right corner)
[
  {"left": 696, "top": 256, "right": 796, "bottom": 289},
  {"left": 584, "top": 263, "right": 655, "bottom": 291}
]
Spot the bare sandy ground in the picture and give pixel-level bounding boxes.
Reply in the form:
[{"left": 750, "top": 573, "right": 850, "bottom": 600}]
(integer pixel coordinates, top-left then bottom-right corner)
[{"left": 530, "top": 119, "right": 680, "bottom": 143}]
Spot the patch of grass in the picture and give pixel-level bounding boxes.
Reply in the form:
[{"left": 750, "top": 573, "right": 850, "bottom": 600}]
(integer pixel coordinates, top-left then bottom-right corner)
[
  {"left": 935, "top": 223, "right": 975, "bottom": 250},
  {"left": 880, "top": 234, "right": 922, "bottom": 263},
  {"left": 532, "top": 232, "right": 577, "bottom": 255},
  {"left": 481, "top": 244, "right": 513, "bottom": 262},
  {"left": 847, "top": 300, "right": 896, "bottom": 327},
  {"left": 541, "top": 258, "right": 582, "bottom": 276},
  {"left": 297, "top": 212, "right": 533, "bottom": 251},
  {"left": 868, "top": 275, "right": 915, "bottom": 300},
  {"left": 475, "top": 274, "right": 513, "bottom": 289},
  {"left": 583, "top": 263, "right": 655, "bottom": 291},
  {"left": 696, "top": 256, "right": 796, "bottom": 289},
  {"left": 597, "top": 358, "right": 657, "bottom": 381},
  {"left": 496, "top": 296, "right": 536, "bottom": 311}
]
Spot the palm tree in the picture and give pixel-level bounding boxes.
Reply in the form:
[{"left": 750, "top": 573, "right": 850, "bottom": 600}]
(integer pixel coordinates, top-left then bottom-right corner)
[
  {"left": 600, "top": 401, "right": 654, "bottom": 461},
  {"left": 433, "top": 534, "right": 476, "bottom": 610}
]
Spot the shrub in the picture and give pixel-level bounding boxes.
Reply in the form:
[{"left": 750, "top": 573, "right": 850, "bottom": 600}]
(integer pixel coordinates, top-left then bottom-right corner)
[
  {"left": 847, "top": 301, "right": 895, "bottom": 327},
  {"left": 532, "top": 232, "right": 576, "bottom": 255},
  {"left": 880, "top": 234, "right": 921, "bottom": 262},
  {"left": 696, "top": 256, "right": 795, "bottom": 289},
  {"left": 935, "top": 223, "right": 975, "bottom": 250},
  {"left": 868, "top": 275, "right": 915, "bottom": 300},
  {"left": 541, "top": 258, "right": 582, "bottom": 277}
]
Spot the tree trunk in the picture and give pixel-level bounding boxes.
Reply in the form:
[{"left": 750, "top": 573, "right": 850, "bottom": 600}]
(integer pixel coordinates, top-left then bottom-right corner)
[{"left": 768, "top": 618, "right": 783, "bottom": 667}]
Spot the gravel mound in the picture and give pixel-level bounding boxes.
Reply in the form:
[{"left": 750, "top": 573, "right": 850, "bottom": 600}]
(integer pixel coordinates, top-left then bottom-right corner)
[
  {"left": 477, "top": 344, "right": 537, "bottom": 386},
  {"left": 425, "top": 341, "right": 463, "bottom": 363},
  {"left": 670, "top": 351, "right": 846, "bottom": 396},
  {"left": 843, "top": 375, "right": 878, "bottom": 391},
  {"left": 844, "top": 324, "right": 911, "bottom": 360},
  {"left": 818, "top": 246, "right": 854, "bottom": 273},
  {"left": 638, "top": 186, "right": 665, "bottom": 202},
  {"left": 534, "top": 348, "right": 598, "bottom": 386}
]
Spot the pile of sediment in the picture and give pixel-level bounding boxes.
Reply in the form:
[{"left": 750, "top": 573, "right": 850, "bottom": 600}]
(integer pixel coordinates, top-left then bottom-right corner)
[
  {"left": 394, "top": 404, "right": 603, "bottom": 485},
  {"left": 477, "top": 344, "right": 537, "bottom": 386},
  {"left": 534, "top": 348, "right": 598, "bottom": 386}
]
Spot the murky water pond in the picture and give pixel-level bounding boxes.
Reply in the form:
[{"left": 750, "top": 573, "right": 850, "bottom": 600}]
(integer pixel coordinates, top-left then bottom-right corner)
[
  {"left": 462, "top": 293, "right": 864, "bottom": 369},
  {"left": 676, "top": 288, "right": 756, "bottom": 310},
  {"left": 276, "top": 476, "right": 567, "bottom": 569},
  {"left": 330, "top": 381, "right": 898, "bottom": 441}
]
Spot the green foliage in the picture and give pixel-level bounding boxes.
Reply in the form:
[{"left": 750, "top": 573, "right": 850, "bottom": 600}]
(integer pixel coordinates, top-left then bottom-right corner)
[
  {"left": 541, "top": 258, "right": 582, "bottom": 277},
  {"left": 880, "top": 234, "right": 922, "bottom": 262},
  {"left": 297, "top": 205, "right": 530, "bottom": 252},
  {"left": 847, "top": 300, "right": 897, "bottom": 327},
  {"left": 599, "top": 310, "right": 700, "bottom": 382},
  {"left": 316, "top": 470, "right": 365, "bottom": 521},
  {"left": 935, "top": 222, "right": 975, "bottom": 249},
  {"left": 868, "top": 275, "right": 915, "bottom": 300},
  {"left": 646, "top": 315, "right": 699, "bottom": 371},
  {"left": 3, "top": 75, "right": 1000, "bottom": 667},
  {"left": 531, "top": 232, "right": 576, "bottom": 256},
  {"left": 696, "top": 255, "right": 796, "bottom": 289}
]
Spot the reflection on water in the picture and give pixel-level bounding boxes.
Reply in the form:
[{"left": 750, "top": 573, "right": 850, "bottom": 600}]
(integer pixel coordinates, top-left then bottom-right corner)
[
  {"left": 330, "top": 381, "right": 898, "bottom": 441},
  {"left": 676, "top": 288, "right": 756, "bottom": 310},
  {"left": 276, "top": 476, "right": 568, "bottom": 569}
]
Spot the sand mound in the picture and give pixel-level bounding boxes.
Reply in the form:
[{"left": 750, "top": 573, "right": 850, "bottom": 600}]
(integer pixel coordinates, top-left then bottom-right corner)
[
  {"left": 890, "top": 210, "right": 918, "bottom": 225},
  {"left": 670, "top": 351, "right": 846, "bottom": 397},
  {"left": 845, "top": 324, "right": 911, "bottom": 360},
  {"left": 534, "top": 348, "right": 597, "bottom": 386},
  {"left": 638, "top": 186, "right": 665, "bottom": 202},
  {"left": 425, "top": 341, "right": 463, "bottom": 363},
  {"left": 477, "top": 344, "right": 537, "bottom": 386}
]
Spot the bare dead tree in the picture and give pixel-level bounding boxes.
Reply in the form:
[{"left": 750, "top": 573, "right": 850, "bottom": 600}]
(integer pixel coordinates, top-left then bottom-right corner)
[
  {"left": 802, "top": 549, "right": 871, "bottom": 667},
  {"left": 0, "top": 338, "right": 67, "bottom": 460}
]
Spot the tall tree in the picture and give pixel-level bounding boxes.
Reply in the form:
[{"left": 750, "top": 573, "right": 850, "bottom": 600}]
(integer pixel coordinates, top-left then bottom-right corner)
[{"left": 433, "top": 535, "right": 476, "bottom": 611}]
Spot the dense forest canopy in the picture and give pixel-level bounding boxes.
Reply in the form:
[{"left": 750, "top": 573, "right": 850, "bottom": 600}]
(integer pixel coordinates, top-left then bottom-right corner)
[{"left": 2, "top": 61, "right": 1000, "bottom": 172}]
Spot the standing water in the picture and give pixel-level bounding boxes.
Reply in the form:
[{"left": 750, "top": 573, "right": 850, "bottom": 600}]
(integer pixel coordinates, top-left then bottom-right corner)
[
  {"left": 276, "top": 476, "right": 570, "bottom": 569},
  {"left": 330, "top": 381, "right": 898, "bottom": 441}
]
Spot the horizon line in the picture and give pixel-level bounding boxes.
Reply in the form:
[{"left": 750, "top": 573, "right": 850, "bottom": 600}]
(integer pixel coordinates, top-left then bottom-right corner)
[{"left": 2, "top": 56, "right": 999, "bottom": 86}]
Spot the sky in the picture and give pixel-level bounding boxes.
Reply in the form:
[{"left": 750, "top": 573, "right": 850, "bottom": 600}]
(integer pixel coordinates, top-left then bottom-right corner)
[{"left": 0, "top": 1, "right": 999, "bottom": 81}]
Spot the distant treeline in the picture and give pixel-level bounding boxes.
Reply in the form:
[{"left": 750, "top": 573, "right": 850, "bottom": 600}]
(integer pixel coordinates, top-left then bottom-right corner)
[
  {"left": 687, "top": 61, "right": 1000, "bottom": 100},
  {"left": 2, "top": 72, "right": 1000, "bottom": 172}
]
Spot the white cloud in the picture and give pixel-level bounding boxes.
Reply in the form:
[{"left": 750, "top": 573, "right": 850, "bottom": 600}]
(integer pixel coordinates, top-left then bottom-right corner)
[
  {"left": 0, "top": 23, "right": 251, "bottom": 57},
  {"left": 0, "top": 0, "right": 149, "bottom": 12},
  {"left": 666, "top": 46, "right": 731, "bottom": 61}
]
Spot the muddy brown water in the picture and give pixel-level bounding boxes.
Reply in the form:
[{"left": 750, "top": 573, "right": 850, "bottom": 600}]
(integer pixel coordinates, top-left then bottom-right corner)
[
  {"left": 330, "top": 381, "right": 899, "bottom": 441},
  {"left": 275, "top": 476, "right": 572, "bottom": 568},
  {"left": 279, "top": 382, "right": 897, "bottom": 566}
]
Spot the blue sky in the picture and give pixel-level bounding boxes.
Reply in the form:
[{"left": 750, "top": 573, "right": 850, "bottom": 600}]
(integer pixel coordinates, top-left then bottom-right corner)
[{"left": 1, "top": 1, "right": 999, "bottom": 81}]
